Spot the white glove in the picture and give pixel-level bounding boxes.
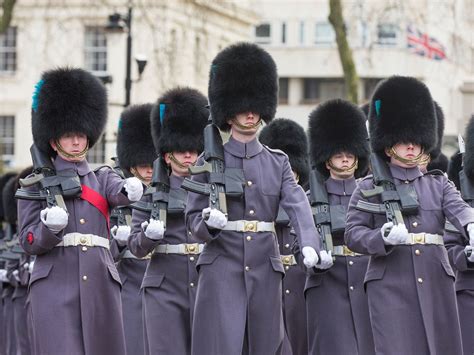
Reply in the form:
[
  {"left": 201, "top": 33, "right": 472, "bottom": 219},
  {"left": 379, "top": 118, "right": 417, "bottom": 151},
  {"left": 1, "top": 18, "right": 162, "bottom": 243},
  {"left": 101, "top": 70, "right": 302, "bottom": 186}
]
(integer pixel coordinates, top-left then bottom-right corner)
[
  {"left": 141, "top": 219, "right": 165, "bottom": 240},
  {"left": 381, "top": 222, "right": 409, "bottom": 245},
  {"left": 302, "top": 246, "right": 319, "bottom": 268},
  {"left": 0, "top": 269, "right": 8, "bottom": 283},
  {"left": 40, "top": 206, "right": 68, "bottom": 234},
  {"left": 111, "top": 225, "right": 131, "bottom": 246},
  {"left": 28, "top": 261, "right": 35, "bottom": 274},
  {"left": 202, "top": 207, "right": 227, "bottom": 230},
  {"left": 316, "top": 250, "right": 334, "bottom": 269},
  {"left": 467, "top": 223, "right": 474, "bottom": 246},
  {"left": 465, "top": 245, "right": 474, "bottom": 263},
  {"left": 124, "top": 177, "right": 143, "bottom": 202},
  {"left": 12, "top": 270, "right": 20, "bottom": 282}
]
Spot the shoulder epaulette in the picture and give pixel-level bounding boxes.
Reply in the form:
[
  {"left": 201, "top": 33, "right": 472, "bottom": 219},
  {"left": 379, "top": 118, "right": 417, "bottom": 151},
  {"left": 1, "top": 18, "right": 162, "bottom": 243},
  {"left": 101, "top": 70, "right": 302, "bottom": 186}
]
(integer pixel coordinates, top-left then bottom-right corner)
[
  {"left": 93, "top": 165, "right": 113, "bottom": 174},
  {"left": 423, "top": 169, "right": 445, "bottom": 176},
  {"left": 262, "top": 144, "right": 286, "bottom": 156}
]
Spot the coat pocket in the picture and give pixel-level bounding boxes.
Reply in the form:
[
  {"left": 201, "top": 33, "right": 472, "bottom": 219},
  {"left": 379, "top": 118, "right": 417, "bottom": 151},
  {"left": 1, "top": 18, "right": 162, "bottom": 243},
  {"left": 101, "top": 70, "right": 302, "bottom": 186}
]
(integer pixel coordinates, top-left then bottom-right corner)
[
  {"left": 364, "top": 262, "right": 386, "bottom": 290},
  {"left": 269, "top": 256, "right": 285, "bottom": 277},
  {"left": 140, "top": 274, "right": 165, "bottom": 290},
  {"left": 28, "top": 263, "right": 53, "bottom": 291},
  {"left": 107, "top": 264, "right": 123, "bottom": 289},
  {"left": 441, "top": 260, "right": 455, "bottom": 280},
  {"left": 304, "top": 273, "right": 323, "bottom": 292},
  {"left": 196, "top": 252, "right": 220, "bottom": 273}
]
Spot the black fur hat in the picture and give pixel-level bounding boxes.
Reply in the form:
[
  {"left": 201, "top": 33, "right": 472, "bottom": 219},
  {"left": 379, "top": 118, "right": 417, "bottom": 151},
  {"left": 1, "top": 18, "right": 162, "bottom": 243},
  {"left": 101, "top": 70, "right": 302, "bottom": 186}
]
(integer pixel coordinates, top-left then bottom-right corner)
[
  {"left": 259, "top": 118, "right": 309, "bottom": 186},
  {"left": 427, "top": 153, "right": 448, "bottom": 173},
  {"left": 117, "top": 104, "right": 156, "bottom": 172},
  {"left": 429, "top": 102, "right": 445, "bottom": 160},
  {"left": 31, "top": 67, "right": 107, "bottom": 156},
  {"left": 448, "top": 151, "right": 462, "bottom": 190},
  {"left": 360, "top": 102, "right": 370, "bottom": 117},
  {"left": 151, "top": 87, "right": 209, "bottom": 155},
  {"left": 208, "top": 42, "right": 278, "bottom": 131},
  {"left": 369, "top": 76, "right": 437, "bottom": 156},
  {"left": 309, "top": 99, "right": 370, "bottom": 178},
  {"left": 2, "top": 167, "right": 33, "bottom": 224},
  {"left": 0, "top": 173, "right": 16, "bottom": 222},
  {"left": 463, "top": 115, "right": 474, "bottom": 179}
]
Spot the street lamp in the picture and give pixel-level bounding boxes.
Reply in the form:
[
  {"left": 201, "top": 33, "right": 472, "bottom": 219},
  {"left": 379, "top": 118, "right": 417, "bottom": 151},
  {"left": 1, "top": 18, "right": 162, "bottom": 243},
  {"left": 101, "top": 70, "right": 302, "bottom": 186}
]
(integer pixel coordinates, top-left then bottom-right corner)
[{"left": 106, "top": 6, "right": 147, "bottom": 107}]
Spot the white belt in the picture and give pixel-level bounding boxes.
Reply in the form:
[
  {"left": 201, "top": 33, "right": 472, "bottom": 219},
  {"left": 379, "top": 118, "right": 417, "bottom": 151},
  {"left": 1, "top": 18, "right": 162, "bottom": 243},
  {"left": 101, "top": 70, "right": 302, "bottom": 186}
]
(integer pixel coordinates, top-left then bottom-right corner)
[
  {"left": 404, "top": 233, "right": 444, "bottom": 245},
  {"left": 280, "top": 254, "right": 297, "bottom": 266},
  {"left": 332, "top": 245, "right": 363, "bottom": 257},
  {"left": 122, "top": 250, "right": 151, "bottom": 260},
  {"left": 154, "top": 243, "right": 204, "bottom": 255},
  {"left": 223, "top": 220, "right": 275, "bottom": 233},
  {"left": 55, "top": 233, "right": 110, "bottom": 249}
]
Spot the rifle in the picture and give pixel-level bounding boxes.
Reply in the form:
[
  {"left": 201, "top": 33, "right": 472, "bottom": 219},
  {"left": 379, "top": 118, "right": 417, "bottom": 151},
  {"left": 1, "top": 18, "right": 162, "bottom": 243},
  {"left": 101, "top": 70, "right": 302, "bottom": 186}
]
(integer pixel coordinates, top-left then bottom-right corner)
[
  {"left": 356, "top": 153, "right": 418, "bottom": 236},
  {"left": 15, "top": 144, "right": 81, "bottom": 211}
]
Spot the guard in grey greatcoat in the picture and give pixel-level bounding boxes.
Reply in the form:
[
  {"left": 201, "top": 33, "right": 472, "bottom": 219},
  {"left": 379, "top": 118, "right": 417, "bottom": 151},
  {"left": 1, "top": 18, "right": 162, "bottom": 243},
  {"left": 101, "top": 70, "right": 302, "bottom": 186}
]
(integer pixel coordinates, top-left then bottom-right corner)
[
  {"left": 110, "top": 103, "right": 156, "bottom": 355},
  {"left": 186, "top": 43, "right": 322, "bottom": 355},
  {"left": 259, "top": 118, "right": 309, "bottom": 355},
  {"left": 345, "top": 76, "right": 473, "bottom": 354},
  {"left": 445, "top": 114, "right": 474, "bottom": 355},
  {"left": 17, "top": 67, "right": 144, "bottom": 355},
  {"left": 306, "top": 99, "right": 374, "bottom": 355},
  {"left": 128, "top": 87, "right": 208, "bottom": 355}
]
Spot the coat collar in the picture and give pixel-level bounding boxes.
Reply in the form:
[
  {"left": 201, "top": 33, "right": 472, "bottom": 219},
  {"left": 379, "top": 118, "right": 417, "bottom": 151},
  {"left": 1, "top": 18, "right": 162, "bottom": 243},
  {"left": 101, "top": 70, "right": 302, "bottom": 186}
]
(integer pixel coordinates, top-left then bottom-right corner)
[
  {"left": 388, "top": 163, "right": 423, "bottom": 182},
  {"left": 325, "top": 176, "right": 357, "bottom": 196},
  {"left": 224, "top": 136, "right": 263, "bottom": 158},
  {"left": 170, "top": 174, "right": 184, "bottom": 189},
  {"left": 54, "top": 156, "right": 91, "bottom": 176}
]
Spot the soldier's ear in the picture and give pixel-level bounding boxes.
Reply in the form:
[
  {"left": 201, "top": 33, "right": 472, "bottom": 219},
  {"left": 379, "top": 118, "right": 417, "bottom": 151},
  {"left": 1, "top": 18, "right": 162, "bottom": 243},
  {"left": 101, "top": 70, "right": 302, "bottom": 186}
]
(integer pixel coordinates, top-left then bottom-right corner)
[
  {"left": 384, "top": 147, "right": 391, "bottom": 158},
  {"left": 49, "top": 139, "right": 58, "bottom": 152}
]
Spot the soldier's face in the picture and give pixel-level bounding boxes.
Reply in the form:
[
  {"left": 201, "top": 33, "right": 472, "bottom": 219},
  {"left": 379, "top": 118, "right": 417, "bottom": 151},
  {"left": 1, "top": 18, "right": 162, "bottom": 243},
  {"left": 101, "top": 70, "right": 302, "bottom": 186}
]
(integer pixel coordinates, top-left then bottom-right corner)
[
  {"left": 165, "top": 151, "right": 198, "bottom": 177},
  {"left": 326, "top": 152, "right": 356, "bottom": 179},
  {"left": 387, "top": 142, "right": 422, "bottom": 168},
  {"left": 228, "top": 112, "right": 261, "bottom": 137},
  {"left": 132, "top": 164, "right": 153, "bottom": 184},
  {"left": 50, "top": 133, "right": 88, "bottom": 162}
]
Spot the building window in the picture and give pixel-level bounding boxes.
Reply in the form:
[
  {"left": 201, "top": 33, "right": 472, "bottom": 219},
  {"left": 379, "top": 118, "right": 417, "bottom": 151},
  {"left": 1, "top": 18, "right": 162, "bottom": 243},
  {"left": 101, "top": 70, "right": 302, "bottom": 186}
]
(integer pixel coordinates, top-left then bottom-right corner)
[
  {"left": 302, "top": 78, "right": 346, "bottom": 104},
  {"left": 0, "top": 116, "right": 15, "bottom": 165},
  {"left": 299, "top": 21, "right": 305, "bottom": 44},
  {"left": 377, "top": 23, "right": 398, "bottom": 45},
  {"left": 85, "top": 27, "right": 107, "bottom": 74},
  {"left": 279, "top": 78, "right": 289, "bottom": 104},
  {"left": 363, "top": 78, "right": 383, "bottom": 100},
  {"left": 255, "top": 23, "right": 271, "bottom": 44},
  {"left": 315, "top": 22, "right": 335, "bottom": 45},
  {"left": 0, "top": 27, "right": 17, "bottom": 73},
  {"left": 281, "top": 22, "right": 287, "bottom": 44},
  {"left": 87, "top": 134, "right": 106, "bottom": 164}
]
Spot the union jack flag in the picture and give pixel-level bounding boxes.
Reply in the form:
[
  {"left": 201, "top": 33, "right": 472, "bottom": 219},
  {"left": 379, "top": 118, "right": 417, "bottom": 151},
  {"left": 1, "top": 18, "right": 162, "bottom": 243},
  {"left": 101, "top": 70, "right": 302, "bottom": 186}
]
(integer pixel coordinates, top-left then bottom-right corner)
[{"left": 406, "top": 25, "right": 447, "bottom": 60}]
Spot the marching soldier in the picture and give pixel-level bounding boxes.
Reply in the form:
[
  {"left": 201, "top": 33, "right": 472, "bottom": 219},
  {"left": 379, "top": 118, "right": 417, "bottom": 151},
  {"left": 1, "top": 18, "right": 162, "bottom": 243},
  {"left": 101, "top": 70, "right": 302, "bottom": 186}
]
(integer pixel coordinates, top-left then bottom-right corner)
[
  {"left": 259, "top": 118, "right": 310, "bottom": 355},
  {"left": 17, "top": 67, "right": 143, "bottom": 355},
  {"left": 305, "top": 99, "right": 374, "bottom": 355},
  {"left": 128, "top": 87, "right": 208, "bottom": 354},
  {"left": 345, "top": 76, "right": 473, "bottom": 354},
  {"left": 111, "top": 104, "right": 156, "bottom": 355},
  {"left": 185, "top": 43, "right": 323, "bottom": 355}
]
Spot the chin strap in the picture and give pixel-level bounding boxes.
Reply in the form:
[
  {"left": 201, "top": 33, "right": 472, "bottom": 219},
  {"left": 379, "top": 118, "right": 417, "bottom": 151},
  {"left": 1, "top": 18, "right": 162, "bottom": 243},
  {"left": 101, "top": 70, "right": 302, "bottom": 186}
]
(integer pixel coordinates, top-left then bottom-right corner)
[
  {"left": 169, "top": 152, "right": 196, "bottom": 170},
  {"left": 55, "top": 140, "right": 89, "bottom": 159},
  {"left": 130, "top": 167, "right": 150, "bottom": 186},
  {"left": 327, "top": 158, "right": 358, "bottom": 174},
  {"left": 232, "top": 118, "right": 262, "bottom": 130},
  {"left": 388, "top": 147, "right": 424, "bottom": 166}
]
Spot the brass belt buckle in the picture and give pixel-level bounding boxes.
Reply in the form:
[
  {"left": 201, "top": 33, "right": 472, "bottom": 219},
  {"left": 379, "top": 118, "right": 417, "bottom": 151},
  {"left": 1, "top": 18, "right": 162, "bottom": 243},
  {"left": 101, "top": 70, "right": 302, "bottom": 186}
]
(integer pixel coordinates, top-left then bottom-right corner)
[
  {"left": 185, "top": 243, "right": 199, "bottom": 254},
  {"left": 77, "top": 235, "right": 92, "bottom": 247},
  {"left": 244, "top": 221, "right": 257, "bottom": 232},
  {"left": 413, "top": 233, "right": 425, "bottom": 244},
  {"left": 343, "top": 245, "right": 355, "bottom": 256},
  {"left": 281, "top": 255, "right": 294, "bottom": 266}
]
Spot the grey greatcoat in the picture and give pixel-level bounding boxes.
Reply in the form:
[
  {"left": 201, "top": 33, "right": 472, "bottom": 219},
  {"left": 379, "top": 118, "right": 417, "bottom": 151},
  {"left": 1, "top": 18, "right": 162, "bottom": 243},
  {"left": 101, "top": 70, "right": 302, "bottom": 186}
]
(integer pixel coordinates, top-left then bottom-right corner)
[
  {"left": 345, "top": 164, "right": 472, "bottom": 354},
  {"left": 305, "top": 177, "right": 374, "bottom": 355},
  {"left": 18, "top": 157, "right": 131, "bottom": 355},
  {"left": 186, "top": 137, "right": 320, "bottom": 355},
  {"left": 129, "top": 174, "right": 198, "bottom": 355}
]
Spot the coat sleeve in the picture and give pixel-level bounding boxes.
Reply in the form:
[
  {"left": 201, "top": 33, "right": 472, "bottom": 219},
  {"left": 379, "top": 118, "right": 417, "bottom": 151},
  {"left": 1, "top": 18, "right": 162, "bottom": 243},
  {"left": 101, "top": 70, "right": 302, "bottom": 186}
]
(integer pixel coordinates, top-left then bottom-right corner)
[
  {"left": 100, "top": 168, "right": 131, "bottom": 208},
  {"left": 442, "top": 177, "right": 474, "bottom": 235},
  {"left": 128, "top": 195, "right": 159, "bottom": 258},
  {"left": 444, "top": 229, "right": 474, "bottom": 272},
  {"left": 279, "top": 156, "right": 320, "bottom": 253},
  {"left": 345, "top": 181, "right": 388, "bottom": 256}
]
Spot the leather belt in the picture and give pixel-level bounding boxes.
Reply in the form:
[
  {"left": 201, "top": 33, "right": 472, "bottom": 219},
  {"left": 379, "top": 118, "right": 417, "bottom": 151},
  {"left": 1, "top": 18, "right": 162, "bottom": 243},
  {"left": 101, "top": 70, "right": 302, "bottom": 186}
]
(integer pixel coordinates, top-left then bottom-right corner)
[
  {"left": 332, "top": 245, "right": 363, "bottom": 257},
  {"left": 56, "top": 233, "right": 109, "bottom": 249},
  {"left": 223, "top": 220, "right": 275, "bottom": 233},
  {"left": 122, "top": 250, "right": 151, "bottom": 260},
  {"left": 154, "top": 243, "right": 204, "bottom": 255},
  {"left": 405, "top": 233, "right": 444, "bottom": 245},
  {"left": 280, "top": 254, "right": 297, "bottom": 266}
]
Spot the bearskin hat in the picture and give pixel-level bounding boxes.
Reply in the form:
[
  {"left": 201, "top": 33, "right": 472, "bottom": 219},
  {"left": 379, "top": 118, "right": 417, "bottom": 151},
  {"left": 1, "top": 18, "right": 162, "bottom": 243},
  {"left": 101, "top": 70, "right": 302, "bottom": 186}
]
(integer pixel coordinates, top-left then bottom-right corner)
[
  {"left": 151, "top": 87, "right": 209, "bottom": 155},
  {"left": 259, "top": 118, "right": 309, "bottom": 186},
  {"left": 308, "top": 99, "right": 370, "bottom": 178},
  {"left": 448, "top": 151, "right": 462, "bottom": 190},
  {"left": 2, "top": 167, "right": 33, "bottom": 224},
  {"left": 31, "top": 67, "right": 107, "bottom": 156},
  {"left": 462, "top": 115, "right": 474, "bottom": 180},
  {"left": 208, "top": 42, "right": 278, "bottom": 131},
  {"left": 117, "top": 104, "right": 156, "bottom": 173},
  {"left": 427, "top": 153, "right": 448, "bottom": 173},
  {"left": 429, "top": 102, "right": 445, "bottom": 160},
  {"left": 0, "top": 173, "right": 16, "bottom": 222},
  {"left": 369, "top": 76, "right": 437, "bottom": 156},
  {"left": 360, "top": 102, "right": 370, "bottom": 117}
]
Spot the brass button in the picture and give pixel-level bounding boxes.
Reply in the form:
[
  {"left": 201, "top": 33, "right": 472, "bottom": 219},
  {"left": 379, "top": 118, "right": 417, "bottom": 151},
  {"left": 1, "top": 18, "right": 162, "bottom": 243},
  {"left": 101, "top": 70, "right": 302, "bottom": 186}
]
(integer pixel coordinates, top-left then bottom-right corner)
[
  {"left": 82, "top": 275, "right": 88, "bottom": 281},
  {"left": 350, "top": 286, "right": 354, "bottom": 291},
  {"left": 188, "top": 245, "right": 196, "bottom": 252},
  {"left": 190, "top": 282, "right": 195, "bottom": 287},
  {"left": 245, "top": 266, "right": 250, "bottom": 271},
  {"left": 412, "top": 221, "right": 418, "bottom": 228},
  {"left": 349, "top": 260, "right": 354, "bottom": 266},
  {"left": 245, "top": 154, "right": 250, "bottom": 159},
  {"left": 285, "top": 289, "right": 290, "bottom": 294},
  {"left": 188, "top": 231, "right": 192, "bottom": 236},
  {"left": 417, "top": 277, "right": 423, "bottom": 284},
  {"left": 283, "top": 256, "right": 291, "bottom": 264},
  {"left": 285, "top": 243, "right": 290, "bottom": 249},
  {"left": 246, "top": 236, "right": 252, "bottom": 241},
  {"left": 415, "top": 249, "right": 421, "bottom": 256},
  {"left": 79, "top": 218, "right": 86, "bottom": 224},
  {"left": 404, "top": 180, "right": 409, "bottom": 184},
  {"left": 285, "top": 266, "right": 289, "bottom": 271},
  {"left": 190, "top": 256, "right": 195, "bottom": 262},
  {"left": 249, "top": 210, "right": 255, "bottom": 215},
  {"left": 82, "top": 246, "right": 88, "bottom": 252},
  {"left": 247, "top": 181, "right": 253, "bottom": 186}
]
